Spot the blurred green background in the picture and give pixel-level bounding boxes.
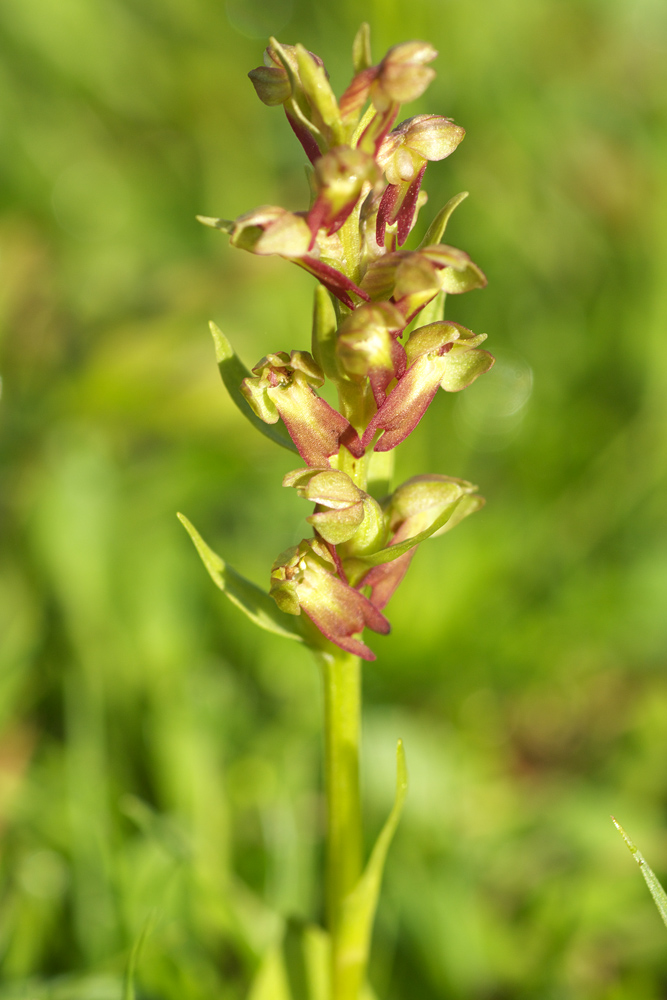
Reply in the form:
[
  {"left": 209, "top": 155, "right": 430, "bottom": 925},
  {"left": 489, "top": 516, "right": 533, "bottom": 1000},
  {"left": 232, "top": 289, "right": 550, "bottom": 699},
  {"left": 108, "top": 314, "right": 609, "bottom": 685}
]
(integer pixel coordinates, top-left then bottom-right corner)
[{"left": 1, "top": 0, "right": 667, "bottom": 996}]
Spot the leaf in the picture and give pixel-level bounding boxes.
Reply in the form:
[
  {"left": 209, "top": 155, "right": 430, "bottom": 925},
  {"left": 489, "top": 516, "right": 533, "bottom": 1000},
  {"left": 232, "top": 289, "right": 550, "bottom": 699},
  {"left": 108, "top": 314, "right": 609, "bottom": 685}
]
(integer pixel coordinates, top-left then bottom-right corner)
[
  {"left": 416, "top": 288, "right": 445, "bottom": 327},
  {"left": 351, "top": 496, "right": 467, "bottom": 570},
  {"left": 335, "top": 741, "right": 408, "bottom": 995},
  {"left": 296, "top": 45, "right": 342, "bottom": 138},
  {"left": 311, "top": 285, "right": 340, "bottom": 382},
  {"left": 352, "top": 23, "right": 372, "bottom": 73},
  {"left": 248, "top": 920, "right": 331, "bottom": 1000},
  {"left": 209, "top": 322, "right": 298, "bottom": 453},
  {"left": 123, "top": 914, "right": 154, "bottom": 1000},
  {"left": 178, "top": 513, "right": 303, "bottom": 642},
  {"left": 419, "top": 191, "right": 469, "bottom": 248},
  {"left": 612, "top": 817, "right": 667, "bottom": 929},
  {"left": 197, "top": 215, "right": 235, "bottom": 233}
]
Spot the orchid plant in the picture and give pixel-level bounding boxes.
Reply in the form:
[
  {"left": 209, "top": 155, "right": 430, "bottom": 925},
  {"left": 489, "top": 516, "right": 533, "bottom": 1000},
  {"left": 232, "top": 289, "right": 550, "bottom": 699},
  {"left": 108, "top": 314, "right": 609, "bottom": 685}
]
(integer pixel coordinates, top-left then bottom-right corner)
[{"left": 179, "top": 24, "right": 493, "bottom": 1000}]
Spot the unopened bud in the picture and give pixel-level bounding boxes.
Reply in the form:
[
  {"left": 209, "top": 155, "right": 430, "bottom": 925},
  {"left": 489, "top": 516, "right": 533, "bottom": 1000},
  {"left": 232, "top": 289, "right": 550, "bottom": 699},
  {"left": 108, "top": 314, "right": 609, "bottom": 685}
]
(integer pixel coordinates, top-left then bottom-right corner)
[
  {"left": 336, "top": 302, "right": 404, "bottom": 378},
  {"left": 370, "top": 41, "right": 438, "bottom": 112}
]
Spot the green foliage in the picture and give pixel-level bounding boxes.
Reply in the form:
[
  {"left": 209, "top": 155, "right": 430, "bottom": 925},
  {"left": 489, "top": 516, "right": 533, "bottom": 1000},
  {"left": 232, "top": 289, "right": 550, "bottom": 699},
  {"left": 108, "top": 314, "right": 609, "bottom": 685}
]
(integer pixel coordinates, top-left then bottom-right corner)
[
  {"left": 178, "top": 513, "right": 303, "bottom": 641},
  {"left": 613, "top": 819, "right": 667, "bottom": 931},
  {"left": 1, "top": 0, "right": 667, "bottom": 998},
  {"left": 209, "top": 322, "right": 299, "bottom": 454}
]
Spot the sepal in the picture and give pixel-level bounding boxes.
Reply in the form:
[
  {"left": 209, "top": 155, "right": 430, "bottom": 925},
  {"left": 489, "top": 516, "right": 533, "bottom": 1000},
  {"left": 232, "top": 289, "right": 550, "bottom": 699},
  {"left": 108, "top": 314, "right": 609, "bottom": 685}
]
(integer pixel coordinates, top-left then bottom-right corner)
[
  {"left": 308, "top": 146, "right": 380, "bottom": 239},
  {"left": 178, "top": 514, "right": 303, "bottom": 642},
  {"left": 370, "top": 42, "right": 438, "bottom": 112},
  {"left": 226, "top": 206, "right": 312, "bottom": 258}
]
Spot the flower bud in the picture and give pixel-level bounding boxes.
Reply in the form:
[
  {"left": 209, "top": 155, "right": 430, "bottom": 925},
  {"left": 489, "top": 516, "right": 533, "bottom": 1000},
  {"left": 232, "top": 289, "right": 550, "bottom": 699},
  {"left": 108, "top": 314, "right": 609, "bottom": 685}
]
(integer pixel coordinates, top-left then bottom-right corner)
[
  {"left": 370, "top": 42, "right": 438, "bottom": 112},
  {"left": 308, "top": 146, "right": 380, "bottom": 238},
  {"left": 373, "top": 115, "right": 464, "bottom": 247},
  {"left": 270, "top": 537, "right": 390, "bottom": 660},
  {"left": 283, "top": 468, "right": 386, "bottom": 554},
  {"left": 336, "top": 302, "right": 404, "bottom": 373},
  {"left": 247, "top": 64, "right": 292, "bottom": 106},
  {"left": 223, "top": 206, "right": 312, "bottom": 258},
  {"left": 361, "top": 245, "right": 486, "bottom": 307},
  {"left": 361, "top": 475, "right": 482, "bottom": 608}
]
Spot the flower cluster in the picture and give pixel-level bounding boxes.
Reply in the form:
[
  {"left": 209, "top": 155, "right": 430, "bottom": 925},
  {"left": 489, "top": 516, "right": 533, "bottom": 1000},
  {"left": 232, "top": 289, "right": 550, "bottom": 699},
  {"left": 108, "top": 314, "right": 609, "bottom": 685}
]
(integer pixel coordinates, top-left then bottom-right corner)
[{"left": 199, "top": 27, "right": 493, "bottom": 660}]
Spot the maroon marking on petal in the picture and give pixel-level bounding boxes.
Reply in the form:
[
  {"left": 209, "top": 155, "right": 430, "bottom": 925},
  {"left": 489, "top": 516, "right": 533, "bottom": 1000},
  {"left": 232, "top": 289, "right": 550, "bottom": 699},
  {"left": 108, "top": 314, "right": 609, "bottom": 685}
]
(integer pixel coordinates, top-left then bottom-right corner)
[
  {"left": 362, "top": 547, "right": 417, "bottom": 610},
  {"left": 299, "top": 256, "right": 370, "bottom": 307},
  {"left": 326, "top": 201, "right": 358, "bottom": 236},
  {"left": 303, "top": 610, "right": 378, "bottom": 659},
  {"left": 361, "top": 354, "right": 445, "bottom": 452},
  {"left": 368, "top": 370, "right": 390, "bottom": 409},
  {"left": 325, "top": 540, "right": 348, "bottom": 582},
  {"left": 376, "top": 184, "right": 399, "bottom": 249},
  {"left": 339, "top": 423, "right": 365, "bottom": 459},
  {"left": 391, "top": 338, "right": 407, "bottom": 379},
  {"left": 367, "top": 104, "right": 400, "bottom": 156},
  {"left": 285, "top": 110, "right": 321, "bottom": 165},
  {"left": 339, "top": 66, "right": 377, "bottom": 119},
  {"left": 276, "top": 392, "right": 358, "bottom": 467},
  {"left": 307, "top": 196, "right": 328, "bottom": 248},
  {"left": 396, "top": 163, "right": 427, "bottom": 246}
]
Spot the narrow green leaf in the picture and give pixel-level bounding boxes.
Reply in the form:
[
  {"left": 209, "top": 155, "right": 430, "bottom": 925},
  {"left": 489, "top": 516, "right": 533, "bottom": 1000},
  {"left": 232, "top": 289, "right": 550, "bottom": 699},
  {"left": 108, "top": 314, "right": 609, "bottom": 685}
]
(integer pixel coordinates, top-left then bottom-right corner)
[
  {"left": 270, "top": 37, "right": 326, "bottom": 148},
  {"left": 416, "top": 289, "right": 445, "bottom": 327},
  {"left": 209, "top": 322, "right": 298, "bottom": 453},
  {"left": 352, "top": 496, "right": 467, "bottom": 570},
  {"left": 196, "top": 215, "right": 234, "bottom": 233},
  {"left": 248, "top": 922, "right": 331, "bottom": 1000},
  {"left": 248, "top": 945, "right": 292, "bottom": 1000},
  {"left": 336, "top": 741, "right": 408, "bottom": 992},
  {"left": 123, "top": 914, "right": 154, "bottom": 1000},
  {"left": 311, "top": 285, "right": 339, "bottom": 382},
  {"left": 178, "top": 513, "right": 303, "bottom": 642},
  {"left": 419, "top": 191, "right": 469, "bottom": 249},
  {"left": 352, "top": 23, "right": 372, "bottom": 73},
  {"left": 296, "top": 44, "right": 342, "bottom": 138},
  {"left": 613, "top": 817, "right": 667, "bottom": 929}
]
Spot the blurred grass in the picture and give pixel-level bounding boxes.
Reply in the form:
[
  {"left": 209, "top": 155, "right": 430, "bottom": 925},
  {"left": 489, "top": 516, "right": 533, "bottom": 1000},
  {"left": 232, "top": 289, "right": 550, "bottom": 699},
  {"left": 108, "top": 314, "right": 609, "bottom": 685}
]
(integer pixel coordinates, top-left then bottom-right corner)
[{"left": 1, "top": 0, "right": 667, "bottom": 997}]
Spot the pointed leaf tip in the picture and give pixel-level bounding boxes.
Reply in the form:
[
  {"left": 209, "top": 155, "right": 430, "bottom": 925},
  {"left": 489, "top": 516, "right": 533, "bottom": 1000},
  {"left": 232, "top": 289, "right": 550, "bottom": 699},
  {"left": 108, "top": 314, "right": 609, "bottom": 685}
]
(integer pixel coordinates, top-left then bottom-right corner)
[
  {"left": 419, "top": 191, "right": 469, "bottom": 249},
  {"left": 197, "top": 215, "right": 234, "bottom": 232},
  {"left": 209, "top": 320, "right": 232, "bottom": 364},
  {"left": 208, "top": 322, "right": 298, "bottom": 453},
  {"left": 178, "top": 513, "right": 303, "bottom": 642},
  {"left": 334, "top": 740, "right": 408, "bottom": 994},
  {"left": 613, "top": 817, "right": 667, "bottom": 930}
]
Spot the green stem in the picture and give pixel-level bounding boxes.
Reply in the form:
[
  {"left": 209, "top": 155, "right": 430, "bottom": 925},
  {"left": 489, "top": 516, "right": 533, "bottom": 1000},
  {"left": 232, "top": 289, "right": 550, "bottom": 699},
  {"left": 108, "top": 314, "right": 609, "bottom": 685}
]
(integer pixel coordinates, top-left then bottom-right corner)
[{"left": 320, "top": 649, "right": 363, "bottom": 999}]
